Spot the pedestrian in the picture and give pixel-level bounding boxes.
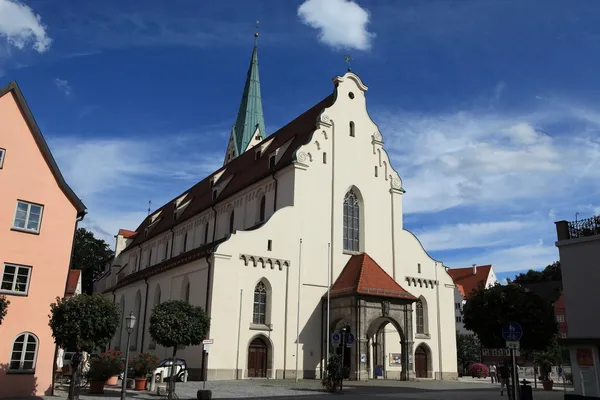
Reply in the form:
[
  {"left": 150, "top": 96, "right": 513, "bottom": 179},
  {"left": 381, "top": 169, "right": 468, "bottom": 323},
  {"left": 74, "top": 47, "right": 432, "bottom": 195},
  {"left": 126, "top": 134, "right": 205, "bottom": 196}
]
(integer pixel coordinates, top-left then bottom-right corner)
[
  {"left": 490, "top": 363, "right": 497, "bottom": 384},
  {"left": 499, "top": 362, "right": 510, "bottom": 396}
]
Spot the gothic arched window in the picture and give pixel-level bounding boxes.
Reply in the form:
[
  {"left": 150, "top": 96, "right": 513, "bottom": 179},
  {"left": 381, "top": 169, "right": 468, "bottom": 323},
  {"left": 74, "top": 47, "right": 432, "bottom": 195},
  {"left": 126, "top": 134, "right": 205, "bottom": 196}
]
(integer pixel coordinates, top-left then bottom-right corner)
[
  {"left": 343, "top": 190, "right": 360, "bottom": 252},
  {"left": 229, "top": 211, "right": 235, "bottom": 234},
  {"left": 259, "top": 195, "right": 266, "bottom": 222},
  {"left": 416, "top": 300, "right": 425, "bottom": 334},
  {"left": 253, "top": 281, "right": 267, "bottom": 325}
]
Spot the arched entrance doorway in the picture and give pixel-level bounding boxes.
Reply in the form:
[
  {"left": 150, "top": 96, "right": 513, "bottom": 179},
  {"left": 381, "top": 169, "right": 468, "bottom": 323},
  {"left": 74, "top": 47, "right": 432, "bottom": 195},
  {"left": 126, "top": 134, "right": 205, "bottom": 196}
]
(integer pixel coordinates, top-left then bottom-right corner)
[
  {"left": 366, "top": 317, "right": 406, "bottom": 380},
  {"left": 415, "top": 345, "right": 428, "bottom": 378},
  {"left": 247, "top": 337, "right": 268, "bottom": 378}
]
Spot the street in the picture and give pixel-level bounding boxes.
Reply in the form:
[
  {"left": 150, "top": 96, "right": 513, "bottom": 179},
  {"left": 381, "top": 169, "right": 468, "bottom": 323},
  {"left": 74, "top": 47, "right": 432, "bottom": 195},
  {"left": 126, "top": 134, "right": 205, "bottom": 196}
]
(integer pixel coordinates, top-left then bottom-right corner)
[{"left": 42, "top": 379, "right": 572, "bottom": 400}]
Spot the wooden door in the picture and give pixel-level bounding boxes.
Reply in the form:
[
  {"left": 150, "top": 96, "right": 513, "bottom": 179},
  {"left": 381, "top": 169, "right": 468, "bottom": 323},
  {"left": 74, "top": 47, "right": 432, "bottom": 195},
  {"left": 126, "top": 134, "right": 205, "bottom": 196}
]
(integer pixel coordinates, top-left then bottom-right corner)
[
  {"left": 248, "top": 338, "right": 268, "bottom": 378},
  {"left": 415, "top": 346, "right": 428, "bottom": 378}
]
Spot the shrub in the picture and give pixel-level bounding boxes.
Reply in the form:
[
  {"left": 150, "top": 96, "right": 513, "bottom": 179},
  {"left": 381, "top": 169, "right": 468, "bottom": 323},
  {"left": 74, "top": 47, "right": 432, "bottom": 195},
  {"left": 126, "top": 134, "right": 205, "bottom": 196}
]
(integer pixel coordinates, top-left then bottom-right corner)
[
  {"left": 97, "top": 350, "right": 124, "bottom": 377},
  {"left": 88, "top": 358, "right": 116, "bottom": 382},
  {"left": 471, "top": 363, "right": 489, "bottom": 378},
  {"left": 321, "top": 354, "right": 343, "bottom": 392},
  {"left": 130, "top": 352, "right": 160, "bottom": 378}
]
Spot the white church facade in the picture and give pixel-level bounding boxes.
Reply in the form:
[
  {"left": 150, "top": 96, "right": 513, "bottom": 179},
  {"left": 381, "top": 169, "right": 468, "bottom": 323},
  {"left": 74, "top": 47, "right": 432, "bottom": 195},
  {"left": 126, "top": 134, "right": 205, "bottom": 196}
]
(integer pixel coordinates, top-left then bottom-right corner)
[{"left": 94, "top": 38, "right": 458, "bottom": 381}]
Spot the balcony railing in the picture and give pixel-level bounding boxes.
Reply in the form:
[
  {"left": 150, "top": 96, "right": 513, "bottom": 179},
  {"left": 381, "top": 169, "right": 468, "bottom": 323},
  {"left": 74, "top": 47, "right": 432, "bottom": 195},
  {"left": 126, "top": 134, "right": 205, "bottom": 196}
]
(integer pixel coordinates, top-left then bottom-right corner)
[{"left": 556, "top": 215, "right": 600, "bottom": 240}]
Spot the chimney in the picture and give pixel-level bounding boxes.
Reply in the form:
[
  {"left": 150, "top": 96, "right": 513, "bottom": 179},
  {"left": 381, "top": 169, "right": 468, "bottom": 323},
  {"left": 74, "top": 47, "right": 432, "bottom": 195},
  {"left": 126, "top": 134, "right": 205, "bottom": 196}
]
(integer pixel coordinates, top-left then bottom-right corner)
[{"left": 472, "top": 264, "right": 477, "bottom": 275}]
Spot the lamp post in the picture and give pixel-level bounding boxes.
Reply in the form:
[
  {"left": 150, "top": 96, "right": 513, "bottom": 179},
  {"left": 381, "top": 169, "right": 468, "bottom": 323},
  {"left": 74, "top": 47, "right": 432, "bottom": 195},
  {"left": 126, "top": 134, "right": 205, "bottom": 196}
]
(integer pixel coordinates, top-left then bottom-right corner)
[{"left": 120, "top": 311, "right": 136, "bottom": 400}]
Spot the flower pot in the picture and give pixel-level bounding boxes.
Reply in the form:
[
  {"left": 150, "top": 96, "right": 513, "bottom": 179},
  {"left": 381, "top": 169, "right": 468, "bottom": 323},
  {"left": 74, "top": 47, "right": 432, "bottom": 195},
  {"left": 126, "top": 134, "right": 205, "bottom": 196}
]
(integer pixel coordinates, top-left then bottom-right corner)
[
  {"left": 105, "top": 375, "right": 119, "bottom": 386},
  {"left": 542, "top": 379, "right": 554, "bottom": 390},
  {"left": 134, "top": 377, "right": 148, "bottom": 391},
  {"left": 89, "top": 381, "right": 105, "bottom": 394}
]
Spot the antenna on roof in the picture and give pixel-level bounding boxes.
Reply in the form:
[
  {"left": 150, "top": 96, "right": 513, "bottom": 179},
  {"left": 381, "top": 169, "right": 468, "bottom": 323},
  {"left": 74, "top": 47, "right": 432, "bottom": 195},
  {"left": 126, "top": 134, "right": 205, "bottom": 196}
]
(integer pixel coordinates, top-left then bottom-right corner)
[
  {"left": 344, "top": 54, "right": 352, "bottom": 72},
  {"left": 148, "top": 200, "right": 152, "bottom": 216}
]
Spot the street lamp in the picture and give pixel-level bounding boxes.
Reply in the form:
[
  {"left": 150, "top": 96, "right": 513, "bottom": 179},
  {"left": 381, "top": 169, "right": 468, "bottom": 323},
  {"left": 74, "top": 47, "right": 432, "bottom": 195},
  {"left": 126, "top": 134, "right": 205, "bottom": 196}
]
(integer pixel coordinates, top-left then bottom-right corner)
[{"left": 120, "top": 311, "right": 136, "bottom": 400}]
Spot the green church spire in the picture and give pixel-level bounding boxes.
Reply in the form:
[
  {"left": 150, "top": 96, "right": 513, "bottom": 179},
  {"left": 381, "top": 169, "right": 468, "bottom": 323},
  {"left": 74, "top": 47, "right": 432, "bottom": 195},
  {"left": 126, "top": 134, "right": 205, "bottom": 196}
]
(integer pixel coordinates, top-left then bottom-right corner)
[{"left": 231, "top": 32, "right": 266, "bottom": 156}]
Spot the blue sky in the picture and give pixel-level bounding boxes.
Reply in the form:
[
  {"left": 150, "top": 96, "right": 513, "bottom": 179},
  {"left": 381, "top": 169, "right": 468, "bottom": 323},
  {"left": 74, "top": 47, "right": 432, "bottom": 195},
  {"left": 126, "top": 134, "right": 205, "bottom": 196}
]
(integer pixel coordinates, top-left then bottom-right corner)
[{"left": 2, "top": 0, "right": 600, "bottom": 282}]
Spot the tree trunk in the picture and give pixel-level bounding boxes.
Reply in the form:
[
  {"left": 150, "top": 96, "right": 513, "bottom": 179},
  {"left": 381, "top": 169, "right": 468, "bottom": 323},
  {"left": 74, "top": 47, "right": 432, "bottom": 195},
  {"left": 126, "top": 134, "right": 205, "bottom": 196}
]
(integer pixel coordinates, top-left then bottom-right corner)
[
  {"left": 167, "top": 347, "right": 178, "bottom": 400},
  {"left": 68, "top": 352, "right": 81, "bottom": 400}
]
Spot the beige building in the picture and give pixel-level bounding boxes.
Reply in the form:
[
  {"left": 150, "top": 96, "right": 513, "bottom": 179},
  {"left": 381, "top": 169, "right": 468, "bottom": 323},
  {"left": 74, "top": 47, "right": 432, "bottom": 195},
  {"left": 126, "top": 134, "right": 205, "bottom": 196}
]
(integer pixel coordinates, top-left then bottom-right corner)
[
  {"left": 555, "top": 217, "right": 600, "bottom": 397},
  {"left": 94, "top": 39, "right": 458, "bottom": 382}
]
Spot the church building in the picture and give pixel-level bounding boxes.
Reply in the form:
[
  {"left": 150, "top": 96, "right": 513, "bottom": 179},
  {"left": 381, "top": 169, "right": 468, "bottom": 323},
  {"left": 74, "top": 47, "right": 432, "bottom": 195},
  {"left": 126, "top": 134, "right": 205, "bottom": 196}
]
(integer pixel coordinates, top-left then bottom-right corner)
[{"left": 94, "top": 35, "right": 458, "bottom": 381}]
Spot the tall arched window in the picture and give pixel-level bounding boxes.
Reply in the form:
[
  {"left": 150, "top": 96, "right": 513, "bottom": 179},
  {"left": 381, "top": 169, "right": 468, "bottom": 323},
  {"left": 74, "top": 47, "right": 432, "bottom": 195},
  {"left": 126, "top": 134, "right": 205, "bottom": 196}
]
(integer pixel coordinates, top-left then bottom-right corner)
[
  {"left": 149, "top": 285, "right": 161, "bottom": 349},
  {"left": 183, "top": 232, "right": 188, "bottom": 253},
  {"left": 349, "top": 121, "right": 355, "bottom": 137},
  {"left": 204, "top": 223, "right": 210, "bottom": 244},
  {"left": 259, "top": 195, "right": 266, "bottom": 222},
  {"left": 416, "top": 300, "right": 425, "bottom": 334},
  {"left": 343, "top": 190, "right": 360, "bottom": 252},
  {"left": 116, "top": 296, "right": 125, "bottom": 350},
  {"left": 9, "top": 332, "right": 38, "bottom": 372},
  {"left": 131, "top": 291, "right": 142, "bottom": 350},
  {"left": 229, "top": 211, "right": 235, "bottom": 234},
  {"left": 253, "top": 281, "right": 267, "bottom": 325},
  {"left": 184, "top": 281, "right": 191, "bottom": 303},
  {"left": 148, "top": 248, "right": 153, "bottom": 267}
]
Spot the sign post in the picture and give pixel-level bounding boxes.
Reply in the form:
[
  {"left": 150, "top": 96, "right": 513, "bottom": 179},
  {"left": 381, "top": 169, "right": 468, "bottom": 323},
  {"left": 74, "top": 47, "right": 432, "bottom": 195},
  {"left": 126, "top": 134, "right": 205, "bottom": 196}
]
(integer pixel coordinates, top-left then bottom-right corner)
[
  {"left": 502, "top": 323, "right": 523, "bottom": 400},
  {"left": 202, "top": 339, "right": 213, "bottom": 390}
]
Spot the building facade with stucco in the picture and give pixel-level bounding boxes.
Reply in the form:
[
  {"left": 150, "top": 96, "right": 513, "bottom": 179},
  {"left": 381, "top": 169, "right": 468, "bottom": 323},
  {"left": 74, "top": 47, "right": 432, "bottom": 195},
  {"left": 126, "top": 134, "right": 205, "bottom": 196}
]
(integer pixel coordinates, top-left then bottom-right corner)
[{"left": 94, "top": 38, "right": 458, "bottom": 382}]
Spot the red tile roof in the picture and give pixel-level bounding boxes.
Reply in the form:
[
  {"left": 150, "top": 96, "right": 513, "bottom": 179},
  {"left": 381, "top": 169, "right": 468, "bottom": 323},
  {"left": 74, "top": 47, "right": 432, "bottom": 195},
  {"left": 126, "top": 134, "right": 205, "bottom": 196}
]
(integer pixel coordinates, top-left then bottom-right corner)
[
  {"left": 118, "top": 229, "right": 137, "bottom": 238},
  {"left": 447, "top": 265, "right": 492, "bottom": 298},
  {"left": 122, "top": 94, "right": 335, "bottom": 252},
  {"left": 65, "top": 269, "right": 81, "bottom": 296},
  {"left": 329, "top": 253, "right": 417, "bottom": 301}
]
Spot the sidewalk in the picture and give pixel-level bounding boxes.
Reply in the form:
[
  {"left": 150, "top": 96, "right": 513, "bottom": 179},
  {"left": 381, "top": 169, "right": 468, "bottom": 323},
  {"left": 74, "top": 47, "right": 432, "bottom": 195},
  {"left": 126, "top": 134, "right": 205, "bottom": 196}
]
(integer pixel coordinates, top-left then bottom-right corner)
[{"left": 458, "top": 377, "right": 574, "bottom": 392}]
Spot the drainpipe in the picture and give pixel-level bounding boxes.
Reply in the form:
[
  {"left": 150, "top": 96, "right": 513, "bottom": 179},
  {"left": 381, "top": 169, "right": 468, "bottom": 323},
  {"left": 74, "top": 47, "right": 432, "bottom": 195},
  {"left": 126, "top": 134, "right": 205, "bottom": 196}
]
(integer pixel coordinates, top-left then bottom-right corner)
[
  {"left": 51, "top": 212, "right": 86, "bottom": 396},
  {"left": 202, "top": 254, "right": 214, "bottom": 382},
  {"left": 140, "top": 277, "right": 150, "bottom": 352},
  {"left": 435, "top": 262, "right": 443, "bottom": 380},
  {"left": 328, "top": 120, "right": 336, "bottom": 287},
  {"left": 319, "top": 300, "right": 324, "bottom": 379},
  {"left": 283, "top": 261, "right": 290, "bottom": 378}
]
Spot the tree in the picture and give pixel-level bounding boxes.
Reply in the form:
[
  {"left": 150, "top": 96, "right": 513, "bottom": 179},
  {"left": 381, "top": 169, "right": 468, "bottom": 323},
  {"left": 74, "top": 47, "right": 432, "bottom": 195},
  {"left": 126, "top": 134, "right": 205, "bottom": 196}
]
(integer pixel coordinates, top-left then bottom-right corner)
[
  {"left": 49, "top": 293, "right": 120, "bottom": 400},
  {"left": 534, "top": 334, "right": 562, "bottom": 382},
  {"left": 456, "top": 332, "right": 481, "bottom": 374},
  {"left": 0, "top": 295, "right": 9, "bottom": 325},
  {"left": 149, "top": 301, "right": 210, "bottom": 400},
  {"left": 462, "top": 282, "right": 558, "bottom": 351},
  {"left": 514, "top": 261, "right": 561, "bottom": 284},
  {"left": 71, "top": 228, "right": 114, "bottom": 294}
]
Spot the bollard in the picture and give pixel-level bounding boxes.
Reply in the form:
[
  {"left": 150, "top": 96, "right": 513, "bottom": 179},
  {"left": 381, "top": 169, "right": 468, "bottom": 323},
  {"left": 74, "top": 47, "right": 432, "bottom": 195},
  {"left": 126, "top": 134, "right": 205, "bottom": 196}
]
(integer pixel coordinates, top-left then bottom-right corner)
[{"left": 520, "top": 379, "right": 533, "bottom": 400}]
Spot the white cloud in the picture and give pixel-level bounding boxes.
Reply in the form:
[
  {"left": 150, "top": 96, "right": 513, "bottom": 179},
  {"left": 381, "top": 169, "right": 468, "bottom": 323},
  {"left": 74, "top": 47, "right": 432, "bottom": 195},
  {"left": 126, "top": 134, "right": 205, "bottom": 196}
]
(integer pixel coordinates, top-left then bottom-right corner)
[
  {"left": 48, "top": 132, "right": 224, "bottom": 245},
  {"left": 54, "top": 78, "right": 72, "bottom": 96},
  {"left": 376, "top": 105, "right": 600, "bottom": 215},
  {"left": 0, "top": 0, "right": 51, "bottom": 53},
  {"left": 298, "top": 0, "right": 375, "bottom": 51},
  {"left": 414, "top": 220, "right": 533, "bottom": 252}
]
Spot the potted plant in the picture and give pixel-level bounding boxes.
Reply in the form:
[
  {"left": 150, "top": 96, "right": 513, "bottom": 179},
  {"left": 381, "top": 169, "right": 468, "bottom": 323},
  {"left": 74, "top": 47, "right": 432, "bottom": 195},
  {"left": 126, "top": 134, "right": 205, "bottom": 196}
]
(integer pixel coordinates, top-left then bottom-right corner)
[
  {"left": 87, "top": 358, "right": 116, "bottom": 394},
  {"left": 535, "top": 335, "right": 561, "bottom": 391},
  {"left": 97, "top": 350, "right": 123, "bottom": 386},
  {"left": 130, "top": 352, "right": 160, "bottom": 390},
  {"left": 470, "top": 363, "right": 489, "bottom": 378},
  {"left": 321, "top": 354, "right": 343, "bottom": 392}
]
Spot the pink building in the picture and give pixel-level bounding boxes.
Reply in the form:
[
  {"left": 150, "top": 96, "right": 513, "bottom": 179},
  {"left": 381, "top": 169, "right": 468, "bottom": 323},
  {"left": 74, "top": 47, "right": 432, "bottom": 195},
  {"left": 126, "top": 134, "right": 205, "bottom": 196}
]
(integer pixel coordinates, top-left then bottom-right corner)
[{"left": 0, "top": 82, "right": 86, "bottom": 398}]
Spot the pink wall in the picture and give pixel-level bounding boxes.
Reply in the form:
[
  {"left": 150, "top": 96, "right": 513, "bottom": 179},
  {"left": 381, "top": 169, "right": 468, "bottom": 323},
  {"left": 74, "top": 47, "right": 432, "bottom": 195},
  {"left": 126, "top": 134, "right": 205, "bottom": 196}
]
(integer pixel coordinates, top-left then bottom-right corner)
[{"left": 0, "top": 91, "right": 78, "bottom": 397}]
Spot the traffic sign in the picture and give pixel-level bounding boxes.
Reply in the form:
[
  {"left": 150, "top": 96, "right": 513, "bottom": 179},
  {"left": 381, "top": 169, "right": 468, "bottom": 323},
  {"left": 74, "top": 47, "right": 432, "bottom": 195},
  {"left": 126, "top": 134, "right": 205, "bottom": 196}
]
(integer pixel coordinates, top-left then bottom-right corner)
[
  {"left": 502, "top": 322, "right": 523, "bottom": 341},
  {"left": 332, "top": 333, "right": 341, "bottom": 345},
  {"left": 203, "top": 343, "right": 212, "bottom": 352},
  {"left": 506, "top": 341, "right": 520, "bottom": 350},
  {"left": 345, "top": 333, "right": 355, "bottom": 348},
  {"left": 203, "top": 339, "right": 214, "bottom": 345}
]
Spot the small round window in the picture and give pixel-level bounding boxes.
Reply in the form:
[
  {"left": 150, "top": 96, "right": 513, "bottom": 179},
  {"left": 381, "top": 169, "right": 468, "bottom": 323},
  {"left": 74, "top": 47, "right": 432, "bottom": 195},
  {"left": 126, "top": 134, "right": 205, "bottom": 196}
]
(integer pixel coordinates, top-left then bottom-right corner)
[{"left": 348, "top": 92, "right": 355, "bottom": 99}]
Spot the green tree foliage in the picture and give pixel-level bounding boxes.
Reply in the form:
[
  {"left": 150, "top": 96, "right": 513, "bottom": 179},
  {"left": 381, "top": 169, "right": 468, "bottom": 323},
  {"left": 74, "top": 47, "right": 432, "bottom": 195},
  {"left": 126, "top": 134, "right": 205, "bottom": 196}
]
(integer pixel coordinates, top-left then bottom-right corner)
[
  {"left": 0, "top": 295, "right": 9, "bottom": 325},
  {"left": 149, "top": 300, "right": 210, "bottom": 357},
  {"left": 71, "top": 228, "right": 114, "bottom": 294},
  {"left": 49, "top": 293, "right": 121, "bottom": 352},
  {"left": 514, "top": 261, "right": 561, "bottom": 284},
  {"left": 462, "top": 283, "right": 558, "bottom": 351},
  {"left": 534, "top": 334, "right": 562, "bottom": 381},
  {"left": 456, "top": 332, "right": 481, "bottom": 372}
]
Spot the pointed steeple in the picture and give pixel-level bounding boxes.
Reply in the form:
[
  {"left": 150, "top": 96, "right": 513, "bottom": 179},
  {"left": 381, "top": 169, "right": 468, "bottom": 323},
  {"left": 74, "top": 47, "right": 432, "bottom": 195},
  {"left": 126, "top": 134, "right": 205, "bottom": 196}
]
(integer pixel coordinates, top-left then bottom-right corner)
[{"left": 227, "top": 32, "right": 266, "bottom": 162}]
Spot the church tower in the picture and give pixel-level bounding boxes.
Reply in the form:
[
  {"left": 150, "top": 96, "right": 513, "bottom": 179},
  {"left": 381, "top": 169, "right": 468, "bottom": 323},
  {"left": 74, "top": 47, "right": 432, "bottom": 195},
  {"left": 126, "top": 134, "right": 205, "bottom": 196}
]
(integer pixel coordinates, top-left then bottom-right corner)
[{"left": 223, "top": 32, "right": 266, "bottom": 165}]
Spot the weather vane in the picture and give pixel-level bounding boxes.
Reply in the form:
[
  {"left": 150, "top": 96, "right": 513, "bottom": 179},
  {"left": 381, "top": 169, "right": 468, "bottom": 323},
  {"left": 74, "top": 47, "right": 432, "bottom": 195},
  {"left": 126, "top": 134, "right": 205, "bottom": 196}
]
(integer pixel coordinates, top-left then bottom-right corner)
[
  {"left": 255, "top": 20, "right": 260, "bottom": 43},
  {"left": 344, "top": 54, "right": 352, "bottom": 72},
  {"left": 147, "top": 200, "right": 152, "bottom": 216}
]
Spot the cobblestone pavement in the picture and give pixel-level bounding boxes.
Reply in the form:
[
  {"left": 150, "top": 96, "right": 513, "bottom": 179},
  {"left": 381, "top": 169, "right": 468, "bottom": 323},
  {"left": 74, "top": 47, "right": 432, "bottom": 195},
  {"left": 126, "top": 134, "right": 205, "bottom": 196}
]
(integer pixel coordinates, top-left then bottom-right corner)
[{"left": 13, "top": 379, "right": 572, "bottom": 400}]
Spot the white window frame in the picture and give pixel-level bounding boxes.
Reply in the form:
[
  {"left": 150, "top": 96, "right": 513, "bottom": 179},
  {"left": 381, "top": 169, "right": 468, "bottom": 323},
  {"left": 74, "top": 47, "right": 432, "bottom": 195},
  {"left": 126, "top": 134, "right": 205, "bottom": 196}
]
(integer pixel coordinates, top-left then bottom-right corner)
[
  {"left": 9, "top": 332, "right": 39, "bottom": 372},
  {"left": 557, "top": 314, "right": 565, "bottom": 322},
  {"left": 1, "top": 263, "right": 32, "bottom": 295},
  {"left": 12, "top": 200, "right": 44, "bottom": 234},
  {"left": 0, "top": 148, "right": 5, "bottom": 169}
]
